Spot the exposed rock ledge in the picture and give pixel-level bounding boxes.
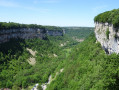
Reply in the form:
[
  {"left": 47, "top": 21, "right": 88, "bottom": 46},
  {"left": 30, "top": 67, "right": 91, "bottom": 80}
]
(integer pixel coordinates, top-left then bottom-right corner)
[
  {"left": 95, "top": 22, "right": 119, "bottom": 54},
  {"left": 0, "top": 28, "right": 64, "bottom": 43}
]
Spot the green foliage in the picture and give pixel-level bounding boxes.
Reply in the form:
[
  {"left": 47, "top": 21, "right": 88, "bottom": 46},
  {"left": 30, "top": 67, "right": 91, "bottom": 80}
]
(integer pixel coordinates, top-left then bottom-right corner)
[
  {"left": 106, "top": 28, "right": 110, "bottom": 39},
  {"left": 0, "top": 34, "right": 71, "bottom": 89},
  {"left": 94, "top": 9, "right": 119, "bottom": 27},
  {"left": 37, "top": 83, "right": 43, "bottom": 90},
  {"left": 6, "top": 80, "right": 12, "bottom": 88},
  {"left": 44, "top": 26, "right": 62, "bottom": 31},
  {"left": 47, "top": 33, "right": 119, "bottom": 90},
  {"left": 1, "top": 25, "right": 119, "bottom": 90},
  {"left": 12, "top": 85, "right": 21, "bottom": 90},
  {"left": 114, "top": 34, "right": 118, "bottom": 39},
  {"left": 0, "top": 22, "right": 62, "bottom": 31},
  {"left": 62, "top": 27, "right": 94, "bottom": 39}
]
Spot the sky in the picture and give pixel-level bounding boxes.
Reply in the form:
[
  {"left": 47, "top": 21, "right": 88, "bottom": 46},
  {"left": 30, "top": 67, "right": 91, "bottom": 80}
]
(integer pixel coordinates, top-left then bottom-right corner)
[{"left": 0, "top": 0, "right": 119, "bottom": 27}]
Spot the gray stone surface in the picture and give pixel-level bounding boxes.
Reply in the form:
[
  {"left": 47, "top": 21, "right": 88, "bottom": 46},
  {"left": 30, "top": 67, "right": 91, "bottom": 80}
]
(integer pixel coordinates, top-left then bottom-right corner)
[
  {"left": 95, "top": 22, "right": 119, "bottom": 54},
  {"left": 0, "top": 28, "right": 64, "bottom": 43},
  {"left": 46, "top": 30, "right": 63, "bottom": 36}
]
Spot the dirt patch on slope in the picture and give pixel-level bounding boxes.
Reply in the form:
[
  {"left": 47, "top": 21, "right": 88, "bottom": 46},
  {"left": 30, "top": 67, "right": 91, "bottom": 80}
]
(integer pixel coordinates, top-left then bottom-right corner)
[
  {"left": 27, "top": 57, "right": 36, "bottom": 65},
  {"left": 26, "top": 48, "right": 37, "bottom": 56},
  {"left": 27, "top": 48, "right": 37, "bottom": 65}
]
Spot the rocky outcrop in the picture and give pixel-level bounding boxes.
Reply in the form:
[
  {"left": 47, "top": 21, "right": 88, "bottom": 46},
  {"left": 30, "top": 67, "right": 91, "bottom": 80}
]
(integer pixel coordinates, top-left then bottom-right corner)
[
  {"left": 95, "top": 22, "right": 119, "bottom": 54},
  {"left": 46, "top": 30, "right": 64, "bottom": 36},
  {"left": 0, "top": 28, "right": 64, "bottom": 43},
  {"left": 0, "top": 28, "right": 45, "bottom": 43}
]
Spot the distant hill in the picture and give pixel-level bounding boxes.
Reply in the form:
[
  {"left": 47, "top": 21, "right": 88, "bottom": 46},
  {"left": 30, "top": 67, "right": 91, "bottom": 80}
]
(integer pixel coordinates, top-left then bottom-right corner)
[{"left": 62, "top": 27, "right": 94, "bottom": 39}]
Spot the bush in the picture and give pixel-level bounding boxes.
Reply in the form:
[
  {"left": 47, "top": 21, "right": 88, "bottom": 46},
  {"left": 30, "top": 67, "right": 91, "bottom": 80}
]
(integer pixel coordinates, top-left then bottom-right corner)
[
  {"left": 12, "top": 85, "right": 21, "bottom": 90},
  {"left": 106, "top": 28, "right": 110, "bottom": 39},
  {"left": 37, "top": 83, "right": 43, "bottom": 90},
  {"left": 94, "top": 9, "right": 119, "bottom": 28},
  {"left": 6, "top": 80, "right": 12, "bottom": 88},
  {"left": 22, "top": 81, "right": 28, "bottom": 88}
]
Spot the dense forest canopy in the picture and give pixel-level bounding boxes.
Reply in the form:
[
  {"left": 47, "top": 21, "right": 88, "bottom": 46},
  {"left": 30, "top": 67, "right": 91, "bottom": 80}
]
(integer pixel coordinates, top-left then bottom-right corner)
[
  {"left": 47, "top": 33, "right": 119, "bottom": 90},
  {"left": 0, "top": 22, "right": 62, "bottom": 31},
  {"left": 94, "top": 9, "right": 119, "bottom": 27},
  {"left": 0, "top": 26, "right": 93, "bottom": 89},
  {"left": 62, "top": 27, "right": 94, "bottom": 39}
]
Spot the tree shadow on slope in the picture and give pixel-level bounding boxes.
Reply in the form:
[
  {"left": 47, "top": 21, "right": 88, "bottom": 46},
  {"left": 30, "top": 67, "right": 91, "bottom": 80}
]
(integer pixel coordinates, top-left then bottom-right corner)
[{"left": 0, "top": 38, "right": 26, "bottom": 64}]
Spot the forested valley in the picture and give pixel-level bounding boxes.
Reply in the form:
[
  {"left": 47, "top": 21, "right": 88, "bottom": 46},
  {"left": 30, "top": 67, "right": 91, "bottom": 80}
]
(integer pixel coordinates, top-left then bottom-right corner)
[
  {"left": 0, "top": 27, "right": 93, "bottom": 90},
  {"left": 0, "top": 26, "right": 119, "bottom": 90}
]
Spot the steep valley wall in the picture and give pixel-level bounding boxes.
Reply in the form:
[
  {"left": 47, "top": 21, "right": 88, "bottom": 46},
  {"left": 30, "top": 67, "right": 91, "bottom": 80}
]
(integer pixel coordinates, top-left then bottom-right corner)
[
  {"left": 46, "top": 30, "right": 64, "bottom": 36},
  {"left": 95, "top": 22, "right": 119, "bottom": 54},
  {"left": 0, "top": 28, "right": 64, "bottom": 43}
]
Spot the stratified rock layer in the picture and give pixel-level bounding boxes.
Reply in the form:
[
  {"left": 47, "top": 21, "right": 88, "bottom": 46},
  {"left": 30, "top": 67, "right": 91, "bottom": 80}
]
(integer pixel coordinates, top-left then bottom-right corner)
[{"left": 0, "top": 28, "right": 64, "bottom": 43}]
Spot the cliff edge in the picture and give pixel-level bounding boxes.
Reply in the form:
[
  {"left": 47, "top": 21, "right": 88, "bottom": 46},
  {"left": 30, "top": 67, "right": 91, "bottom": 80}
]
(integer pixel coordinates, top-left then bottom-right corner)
[
  {"left": 0, "top": 22, "right": 64, "bottom": 43},
  {"left": 94, "top": 9, "right": 119, "bottom": 54}
]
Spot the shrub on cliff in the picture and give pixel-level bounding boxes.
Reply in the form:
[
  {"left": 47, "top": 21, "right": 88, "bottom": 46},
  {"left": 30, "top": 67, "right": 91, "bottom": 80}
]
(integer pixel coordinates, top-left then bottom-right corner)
[
  {"left": 0, "top": 22, "right": 62, "bottom": 31},
  {"left": 106, "top": 28, "right": 110, "bottom": 39},
  {"left": 94, "top": 9, "right": 119, "bottom": 27}
]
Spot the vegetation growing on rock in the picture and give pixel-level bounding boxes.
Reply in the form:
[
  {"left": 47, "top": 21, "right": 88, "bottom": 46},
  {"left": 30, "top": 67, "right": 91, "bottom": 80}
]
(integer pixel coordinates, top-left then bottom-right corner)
[
  {"left": 94, "top": 9, "right": 119, "bottom": 27},
  {"left": 0, "top": 22, "right": 62, "bottom": 31},
  {"left": 106, "top": 28, "right": 110, "bottom": 39}
]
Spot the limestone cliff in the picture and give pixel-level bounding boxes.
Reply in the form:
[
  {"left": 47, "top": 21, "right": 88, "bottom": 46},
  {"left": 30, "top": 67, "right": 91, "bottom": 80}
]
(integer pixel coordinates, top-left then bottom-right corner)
[
  {"left": 46, "top": 30, "right": 64, "bottom": 36},
  {"left": 94, "top": 9, "right": 119, "bottom": 54},
  {"left": 0, "top": 28, "right": 64, "bottom": 43},
  {"left": 95, "top": 22, "right": 119, "bottom": 54}
]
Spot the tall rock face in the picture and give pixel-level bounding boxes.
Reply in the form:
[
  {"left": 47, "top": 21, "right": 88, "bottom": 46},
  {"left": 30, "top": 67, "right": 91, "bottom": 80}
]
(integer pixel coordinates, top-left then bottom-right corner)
[
  {"left": 94, "top": 9, "right": 119, "bottom": 54},
  {"left": 95, "top": 22, "right": 119, "bottom": 54},
  {"left": 0, "top": 28, "right": 64, "bottom": 43}
]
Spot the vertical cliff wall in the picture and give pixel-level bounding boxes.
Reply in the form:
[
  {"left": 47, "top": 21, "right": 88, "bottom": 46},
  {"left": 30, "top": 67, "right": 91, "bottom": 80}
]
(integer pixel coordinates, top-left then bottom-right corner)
[
  {"left": 95, "top": 22, "right": 119, "bottom": 54},
  {"left": 94, "top": 9, "right": 119, "bottom": 54},
  {"left": 0, "top": 28, "right": 64, "bottom": 43}
]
